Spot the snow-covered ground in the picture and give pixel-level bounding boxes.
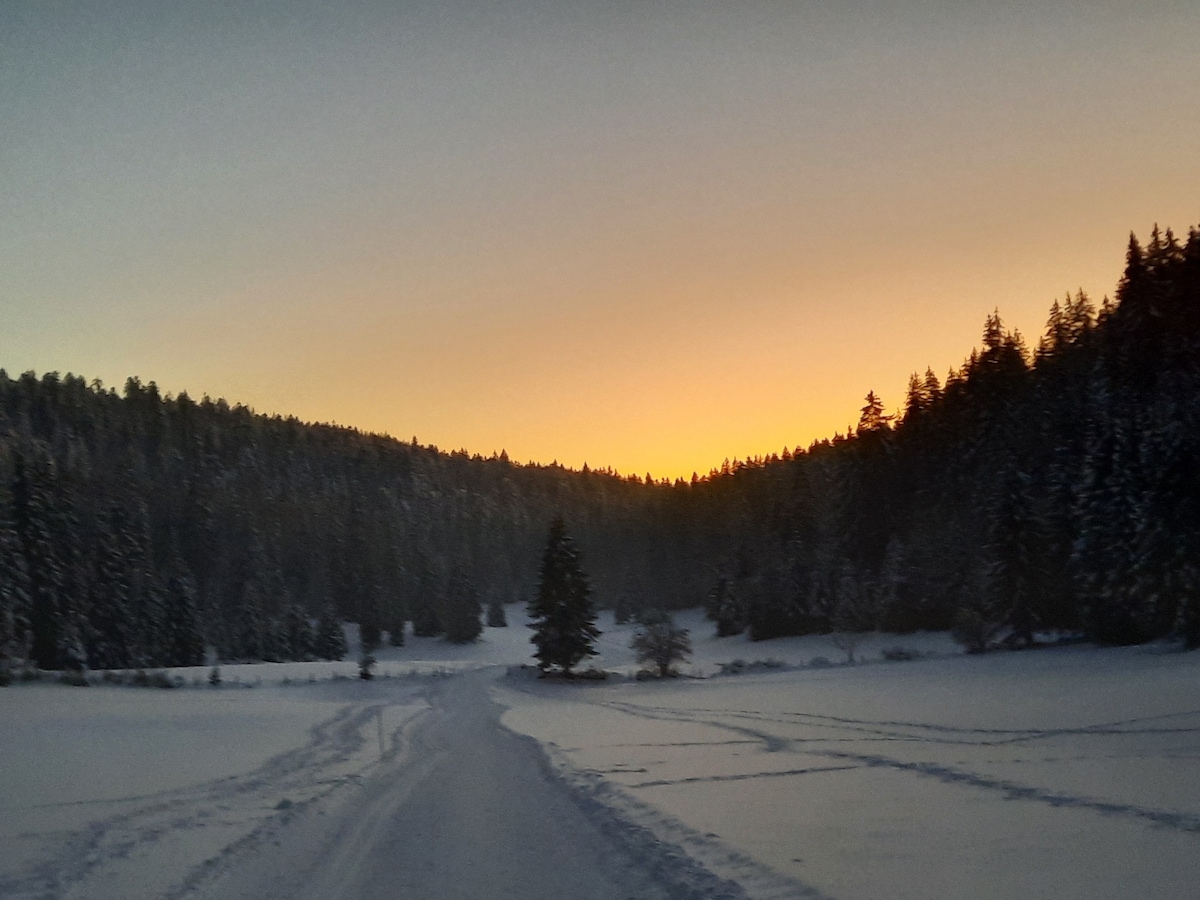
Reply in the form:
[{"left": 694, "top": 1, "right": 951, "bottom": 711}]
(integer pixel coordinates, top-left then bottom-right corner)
[
  {"left": 0, "top": 676, "right": 429, "bottom": 900},
  {"left": 499, "top": 633, "right": 1200, "bottom": 899},
  {"left": 4, "top": 605, "right": 1199, "bottom": 899}
]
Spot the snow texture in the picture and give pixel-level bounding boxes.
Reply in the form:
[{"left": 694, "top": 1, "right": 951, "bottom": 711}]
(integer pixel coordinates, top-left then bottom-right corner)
[
  {"left": 500, "top": 634, "right": 1200, "bottom": 900},
  {"left": 3, "top": 605, "right": 1198, "bottom": 899}
]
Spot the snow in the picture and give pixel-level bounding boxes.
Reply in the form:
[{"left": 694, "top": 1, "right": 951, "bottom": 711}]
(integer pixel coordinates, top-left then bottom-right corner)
[
  {"left": 498, "top": 638, "right": 1200, "bottom": 900},
  {"left": 4, "top": 604, "right": 1199, "bottom": 899},
  {"left": 0, "top": 677, "right": 428, "bottom": 900}
]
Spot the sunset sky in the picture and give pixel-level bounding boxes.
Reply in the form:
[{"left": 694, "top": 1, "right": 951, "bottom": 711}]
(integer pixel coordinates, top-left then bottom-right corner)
[{"left": 3, "top": 1, "right": 1198, "bottom": 479}]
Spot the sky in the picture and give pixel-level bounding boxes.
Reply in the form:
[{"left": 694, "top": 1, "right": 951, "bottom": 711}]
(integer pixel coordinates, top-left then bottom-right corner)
[{"left": 3, "top": 1, "right": 1198, "bottom": 479}]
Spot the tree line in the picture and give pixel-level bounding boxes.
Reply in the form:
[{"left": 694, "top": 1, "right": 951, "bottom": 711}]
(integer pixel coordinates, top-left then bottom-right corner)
[
  {"left": 0, "top": 370, "right": 703, "bottom": 674},
  {"left": 705, "top": 224, "right": 1200, "bottom": 650},
  {"left": 1, "top": 223, "right": 1197, "bottom": 677}
]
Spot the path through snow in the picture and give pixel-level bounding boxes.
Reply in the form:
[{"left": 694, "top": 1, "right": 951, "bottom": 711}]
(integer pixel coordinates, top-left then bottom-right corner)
[{"left": 187, "top": 668, "right": 752, "bottom": 900}]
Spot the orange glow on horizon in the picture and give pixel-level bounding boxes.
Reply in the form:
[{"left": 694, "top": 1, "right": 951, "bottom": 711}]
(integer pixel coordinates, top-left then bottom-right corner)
[{"left": 2, "top": 2, "right": 1197, "bottom": 481}]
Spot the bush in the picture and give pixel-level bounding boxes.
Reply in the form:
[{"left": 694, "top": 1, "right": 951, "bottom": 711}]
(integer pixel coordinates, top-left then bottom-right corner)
[
  {"left": 716, "top": 658, "right": 786, "bottom": 676},
  {"left": 359, "top": 654, "right": 376, "bottom": 680},
  {"left": 537, "top": 666, "right": 608, "bottom": 681},
  {"left": 631, "top": 611, "right": 692, "bottom": 677},
  {"left": 952, "top": 606, "right": 1005, "bottom": 654},
  {"left": 830, "top": 632, "right": 866, "bottom": 664},
  {"left": 131, "top": 669, "right": 175, "bottom": 689}
]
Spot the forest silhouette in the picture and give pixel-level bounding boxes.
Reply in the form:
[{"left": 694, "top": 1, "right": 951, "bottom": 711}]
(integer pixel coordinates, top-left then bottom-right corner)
[{"left": 1, "top": 224, "right": 1198, "bottom": 673}]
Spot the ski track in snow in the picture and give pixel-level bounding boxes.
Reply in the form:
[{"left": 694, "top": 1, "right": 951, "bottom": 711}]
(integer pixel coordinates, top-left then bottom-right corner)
[
  {"left": 4, "top": 669, "right": 807, "bottom": 900},
  {"left": 524, "top": 690, "right": 1200, "bottom": 836},
  {"left": 0, "top": 691, "right": 428, "bottom": 900},
  {"left": 8, "top": 621, "right": 1200, "bottom": 900}
]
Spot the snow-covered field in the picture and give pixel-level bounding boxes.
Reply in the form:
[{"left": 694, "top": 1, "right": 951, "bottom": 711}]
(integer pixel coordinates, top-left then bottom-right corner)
[
  {"left": 4, "top": 606, "right": 1199, "bottom": 899},
  {"left": 500, "top": 626, "right": 1200, "bottom": 899}
]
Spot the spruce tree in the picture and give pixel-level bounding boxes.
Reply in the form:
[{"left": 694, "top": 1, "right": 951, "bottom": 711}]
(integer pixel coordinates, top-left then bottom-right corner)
[
  {"left": 85, "top": 505, "right": 135, "bottom": 670},
  {"left": 529, "top": 516, "right": 599, "bottom": 675},
  {"left": 12, "top": 453, "right": 70, "bottom": 669},
  {"left": 486, "top": 597, "right": 507, "bottom": 628},
  {"left": 411, "top": 598, "right": 443, "bottom": 637},
  {"left": 284, "top": 602, "right": 315, "bottom": 660},
  {"left": 359, "top": 588, "right": 382, "bottom": 655},
  {"left": 0, "top": 506, "right": 31, "bottom": 681},
  {"left": 163, "top": 551, "right": 205, "bottom": 667},
  {"left": 986, "top": 466, "right": 1043, "bottom": 647},
  {"left": 234, "top": 579, "right": 267, "bottom": 661},
  {"left": 705, "top": 575, "right": 744, "bottom": 636},
  {"left": 442, "top": 575, "right": 482, "bottom": 643},
  {"left": 314, "top": 603, "right": 347, "bottom": 660},
  {"left": 125, "top": 502, "right": 168, "bottom": 667}
]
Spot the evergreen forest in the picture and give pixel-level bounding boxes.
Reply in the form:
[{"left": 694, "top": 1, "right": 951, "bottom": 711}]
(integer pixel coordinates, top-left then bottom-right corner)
[{"left": 1, "top": 224, "right": 1198, "bottom": 674}]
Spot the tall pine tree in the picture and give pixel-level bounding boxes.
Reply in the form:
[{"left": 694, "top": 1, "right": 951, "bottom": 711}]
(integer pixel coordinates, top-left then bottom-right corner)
[{"left": 529, "top": 516, "right": 599, "bottom": 675}]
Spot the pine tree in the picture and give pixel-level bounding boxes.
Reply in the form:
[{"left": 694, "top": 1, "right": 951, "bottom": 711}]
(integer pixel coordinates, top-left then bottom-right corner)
[
  {"left": 529, "top": 516, "right": 600, "bottom": 675},
  {"left": 857, "top": 391, "right": 890, "bottom": 433},
  {"left": 284, "top": 602, "right": 315, "bottom": 660},
  {"left": 12, "top": 453, "right": 70, "bottom": 669},
  {"left": 234, "top": 579, "right": 266, "bottom": 661},
  {"left": 1073, "top": 410, "right": 1149, "bottom": 644},
  {"left": 125, "top": 502, "right": 168, "bottom": 667},
  {"left": 411, "top": 597, "right": 443, "bottom": 637},
  {"left": 314, "top": 603, "right": 347, "bottom": 660},
  {"left": 486, "top": 597, "right": 507, "bottom": 627},
  {"left": 385, "top": 611, "right": 406, "bottom": 647},
  {"left": 984, "top": 463, "right": 1045, "bottom": 647},
  {"left": 85, "top": 505, "right": 135, "bottom": 669},
  {"left": 705, "top": 574, "right": 744, "bottom": 636},
  {"left": 442, "top": 575, "right": 482, "bottom": 643},
  {"left": 902, "top": 373, "right": 928, "bottom": 423},
  {"left": 0, "top": 505, "right": 31, "bottom": 681},
  {"left": 163, "top": 550, "right": 205, "bottom": 667},
  {"left": 359, "top": 586, "right": 383, "bottom": 655}
]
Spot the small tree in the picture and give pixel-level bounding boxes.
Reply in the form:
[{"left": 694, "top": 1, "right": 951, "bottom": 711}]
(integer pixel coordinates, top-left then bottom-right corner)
[
  {"left": 386, "top": 616, "right": 406, "bottom": 647},
  {"left": 829, "top": 569, "right": 881, "bottom": 664},
  {"left": 359, "top": 614, "right": 382, "bottom": 656},
  {"left": 411, "top": 599, "right": 442, "bottom": 637},
  {"left": 612, "top": 591, "right": 633, "bottom": 626},
  {"left": 705, "top": 575, "right": 744, "bottom": 637},
  {"left": 529, "top": 517, "right": 600, "bottom": 676},
  {"left": 358, "top": 653, "right": 376, "bottom": 680},
  {"left": 951, "top": 570, "right": 1006, "bottom": 653},
  {"left": 631, "top": 610, "right": 691, "bottom": 677}
]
